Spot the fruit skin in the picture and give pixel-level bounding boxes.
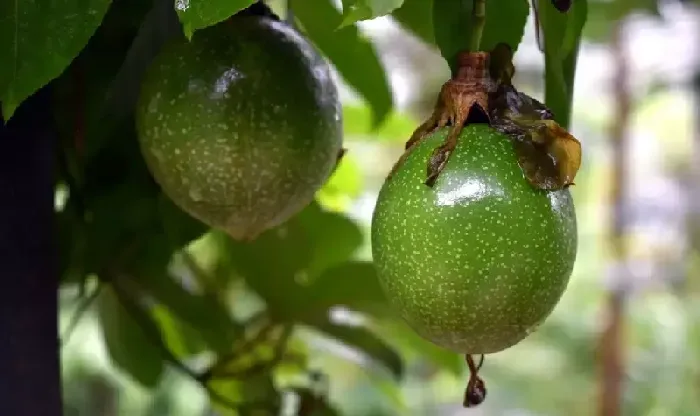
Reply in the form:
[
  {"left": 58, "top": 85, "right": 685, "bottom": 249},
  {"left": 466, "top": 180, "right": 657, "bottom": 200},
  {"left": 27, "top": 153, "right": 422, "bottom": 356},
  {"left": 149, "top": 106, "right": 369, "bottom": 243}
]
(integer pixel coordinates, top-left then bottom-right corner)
[
  {"left": 371, "top": 124, "right": 577, "bottom": 354},
  {"left": 136, "top": 16, "right": 342, "bottom": 240}
]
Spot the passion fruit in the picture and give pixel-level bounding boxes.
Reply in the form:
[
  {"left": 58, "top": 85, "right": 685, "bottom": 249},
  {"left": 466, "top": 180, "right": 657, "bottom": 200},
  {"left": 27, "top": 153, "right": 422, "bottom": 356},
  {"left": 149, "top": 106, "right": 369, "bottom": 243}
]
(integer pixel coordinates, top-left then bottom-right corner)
[
  {"left": 136, "top": 14, "right": 342, "bottom": 240},
  {"left": 371, "top": 124, "right": 577, "bottom": 354}
]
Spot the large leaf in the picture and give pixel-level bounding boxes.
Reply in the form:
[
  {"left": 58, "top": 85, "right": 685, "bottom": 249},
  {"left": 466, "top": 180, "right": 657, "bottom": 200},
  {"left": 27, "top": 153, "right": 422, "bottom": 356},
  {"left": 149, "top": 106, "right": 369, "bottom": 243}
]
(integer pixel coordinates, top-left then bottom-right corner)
[
  {"left": 207, "top": 375, "right": 278, "bottom": 416},
  {"left": 391, "top": 0, "right": 434, "bottom": 45},
  {"left": 223, "top": 202, "right": 365, "bottom": 318},
  {"left": 433, "top": 0, "right": 530, "bottom": 74},
  {"left": 372, "top": 319, "right": 464, "bottom": 376},
  {"left": 298, "top": 261, "right": 388, "bottom": 318},
  {"left": 292, "top": 0, "right": 392, "bottom": 127},
  {"left": 340, "top": 0, "right": 404, "bottom": 27},
  {"left": 296, "top": 204, "right": 364, "bottom": 278},
  {"left": 174, "top": 0, "right": 255, "bottom": 39},
  {"left": 0, "top": 0, "right": 111, "bottom": 121},
  {"left": 132, "top": 259, "right": 240, "bottom": 355},
  {"left": 97, "top": 286, "right": 165, "bottom": 388},
  {"left": 309, "top": 319, "right": 404, "bottom": 379},
  {"left": 51, "top": 0, "right": 156, "bottom": 161},
  {"left": 151, "top": 305, "right": 209, "bottom": 358},
  {"left": 538, "top": 0, "right": 588, "bottom": 129}
]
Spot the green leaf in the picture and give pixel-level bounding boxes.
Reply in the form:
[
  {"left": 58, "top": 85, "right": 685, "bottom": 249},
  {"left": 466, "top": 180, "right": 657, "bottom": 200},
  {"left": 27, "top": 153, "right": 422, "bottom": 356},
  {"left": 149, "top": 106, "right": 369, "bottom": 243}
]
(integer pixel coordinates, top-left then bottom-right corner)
[
  {"left": 539, "top": 0, "right": 588, "bottom": 129},
  {"left": 299, "top": 261, "right": 388, "bottom": 318},
  {"left": 432, "top": 0, "right": 529, "bottom": 74},
  {"left": 208, "top": 375, "right": 278, "bottom": 416},
  {"left": 158, "top": 194, "right": 209, "bottom": 248},
  {"left": 372, "top": 319, "right": 464, "bottom": 376},
  {"left": 151, "top": 305, "right": 208, "bottom": 358},
  {"left": 391, "top": 0, "right": 434, "bottom": 44},
  {"left": 297, "top": 205, "right": 364, "bottom": 278},
  {"left": 134, "top": 261, "right": 240, "bottom": 355},
  {"left": 292, "top": 0, "right": 392, "bottom": 127},
  {"left": 51, "top": 0, "right": 156, "bottom": 160},
  {"left": 97, "top": 286, "right": 165, "bottom": 388},
  {"left": 308, "top": 319, "right": 404, "bottom": 379},
  {"left": 0, "top": 0, "right": 112, "bottom": 121},
  {"left": 340, "top": 0, "right": 404, "bottom": 27},
  {"left": 223, "top": 202, "right": 365, "bottom": 317},
  {"left": 174, "top": 0, "right": 255, "bottom": 39}
]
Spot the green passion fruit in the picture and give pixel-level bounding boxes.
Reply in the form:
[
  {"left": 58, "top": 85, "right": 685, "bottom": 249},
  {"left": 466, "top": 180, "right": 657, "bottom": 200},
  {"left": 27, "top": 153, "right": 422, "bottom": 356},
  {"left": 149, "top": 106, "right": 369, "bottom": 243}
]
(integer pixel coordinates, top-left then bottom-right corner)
[
  {"left": 136, "top": 15, "right": 342, "bottom": 240},
  {"left": 371, "top": 124, "right": 577, "bottom": 354}
]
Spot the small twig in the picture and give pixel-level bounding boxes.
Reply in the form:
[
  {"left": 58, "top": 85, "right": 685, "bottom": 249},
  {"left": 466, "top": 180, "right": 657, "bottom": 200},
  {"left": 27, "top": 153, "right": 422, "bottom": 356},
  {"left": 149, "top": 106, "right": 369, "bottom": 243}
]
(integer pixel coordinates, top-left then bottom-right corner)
[
  {"left": 470, "top": 0, "right": 486, "bottom": 52},
  {"left": 60, "top": 283, "right": 102, "bottom": 347}
]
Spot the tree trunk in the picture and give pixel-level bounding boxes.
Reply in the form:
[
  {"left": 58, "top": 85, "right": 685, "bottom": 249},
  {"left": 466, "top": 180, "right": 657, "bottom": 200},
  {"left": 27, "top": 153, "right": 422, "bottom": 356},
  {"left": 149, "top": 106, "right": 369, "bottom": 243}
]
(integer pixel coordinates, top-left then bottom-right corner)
[{"left": 0, "top": 87, "right": 62, "bottom": 415}]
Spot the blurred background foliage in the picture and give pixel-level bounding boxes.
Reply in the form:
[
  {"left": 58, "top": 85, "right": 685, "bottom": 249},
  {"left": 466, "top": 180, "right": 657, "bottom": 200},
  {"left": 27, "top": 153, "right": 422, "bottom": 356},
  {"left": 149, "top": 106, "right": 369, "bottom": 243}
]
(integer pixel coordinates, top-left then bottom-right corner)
[{"left": 12, "top": 0, "right": 695, "bottom": 414}]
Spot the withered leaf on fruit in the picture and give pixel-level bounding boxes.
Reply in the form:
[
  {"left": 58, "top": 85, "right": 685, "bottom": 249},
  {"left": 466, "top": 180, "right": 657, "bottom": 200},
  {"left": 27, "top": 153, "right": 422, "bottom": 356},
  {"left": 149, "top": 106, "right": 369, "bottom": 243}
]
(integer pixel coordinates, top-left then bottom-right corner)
[
  {"left": 488, "top": 82, "right": 581, "bottom": 190},
  {"left": 388, "top": 42, "right": 581, "bottom": 191},
  {"left": 487, "top": 43, "right": 581, "bottom": 191}
]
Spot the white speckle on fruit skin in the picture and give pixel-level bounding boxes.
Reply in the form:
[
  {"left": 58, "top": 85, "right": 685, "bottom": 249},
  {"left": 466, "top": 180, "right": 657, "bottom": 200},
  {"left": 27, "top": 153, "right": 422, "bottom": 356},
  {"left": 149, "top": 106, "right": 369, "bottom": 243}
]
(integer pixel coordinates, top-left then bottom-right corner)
[
  {"left": 135, "top": 16, "right": 343, "bottom": 241},
  {"left": 370, "top": 125, "right": 578, "bottom": 355}
]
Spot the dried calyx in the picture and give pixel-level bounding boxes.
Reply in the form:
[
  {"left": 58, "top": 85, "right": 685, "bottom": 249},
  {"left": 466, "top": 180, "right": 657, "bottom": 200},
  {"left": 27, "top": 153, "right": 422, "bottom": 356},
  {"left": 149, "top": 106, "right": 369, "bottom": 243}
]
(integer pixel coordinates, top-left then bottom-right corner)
[{"left": 390, "top": 42, "right": 582, "bottom": 191}]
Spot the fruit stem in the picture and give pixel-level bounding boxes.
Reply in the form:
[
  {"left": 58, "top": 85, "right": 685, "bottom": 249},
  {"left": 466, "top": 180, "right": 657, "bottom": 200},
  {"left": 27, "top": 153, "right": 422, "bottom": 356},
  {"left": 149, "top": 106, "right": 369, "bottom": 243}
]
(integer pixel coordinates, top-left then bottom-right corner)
[
  {"left": 463, "top": 354, "right": 487, "bottom": 407},
  {"left": 469, "top": 0, "right": 486, "bottom": 52}
]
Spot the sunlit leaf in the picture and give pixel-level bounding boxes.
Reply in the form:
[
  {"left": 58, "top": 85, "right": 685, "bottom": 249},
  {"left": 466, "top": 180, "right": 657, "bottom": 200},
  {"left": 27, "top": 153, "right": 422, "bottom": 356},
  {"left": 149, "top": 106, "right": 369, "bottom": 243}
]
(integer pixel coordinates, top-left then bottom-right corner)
[
  {"left": 339, "top": 0, "right": 404, "bottom": 27},
  {"left": 432, "top": 0, "right": 529, "bottom": 74},
  {"left": 292, "top": 0, "right": 393, "bottom": 127},
  {"left": 0, "top": 0, "right": 111, "bottom": 121},
  {"left": 173, "top": 0, "right": 255, "bottom": 39},
  {"left": 151, "top": 305, "right": 208, "bottom": 358},
  {"left": 97, "top": 286, "right": 165, "bottom": 388},
  {"left": 538, "top": 0, "right": 588, "bottom": 129}
]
